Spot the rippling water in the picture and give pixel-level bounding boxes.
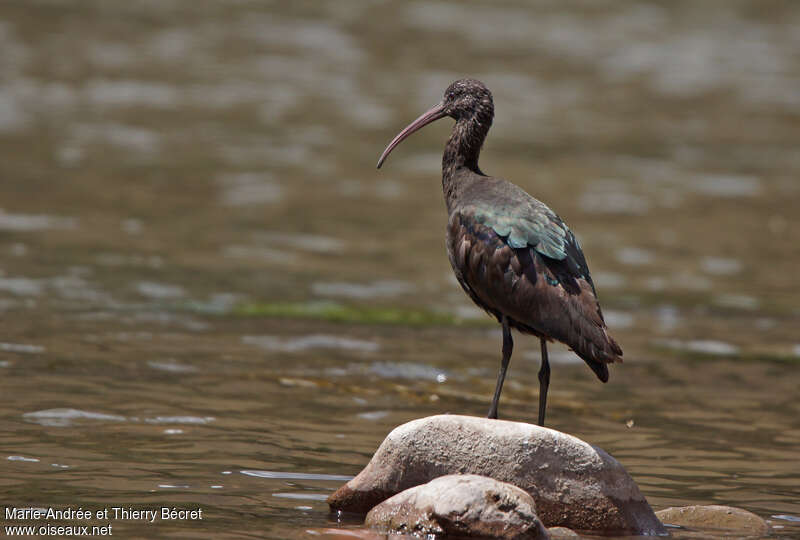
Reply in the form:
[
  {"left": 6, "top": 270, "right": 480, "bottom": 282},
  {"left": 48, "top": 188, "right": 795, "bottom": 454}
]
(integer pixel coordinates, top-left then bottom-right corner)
[{"left": 1, "top": 1, "right": 799, "bottom": 538}]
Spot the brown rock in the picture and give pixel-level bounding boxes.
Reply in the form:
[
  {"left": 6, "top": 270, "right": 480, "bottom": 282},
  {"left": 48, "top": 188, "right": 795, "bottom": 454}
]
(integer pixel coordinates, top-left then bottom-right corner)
[
  {"left": 328, "top": 415, "right": 665, "bottom": 536},
  {"left": 365, "top": 474, "right": 550, "bottom": 539},
  {"left": 656, "top": 505, "right": 768, "bottom": 536}
]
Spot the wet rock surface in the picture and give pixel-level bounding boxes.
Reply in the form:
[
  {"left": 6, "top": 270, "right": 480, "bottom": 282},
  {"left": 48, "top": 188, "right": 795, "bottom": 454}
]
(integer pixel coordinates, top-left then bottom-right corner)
[
  {"left": 656, "top": 505, "right": 769, "bottom": 537},
  {"left": 365, "top": 474, "right": 549, "bottom": 539},
  {"left": 328, "top": 414, "right": 666, "bottom": 535}
]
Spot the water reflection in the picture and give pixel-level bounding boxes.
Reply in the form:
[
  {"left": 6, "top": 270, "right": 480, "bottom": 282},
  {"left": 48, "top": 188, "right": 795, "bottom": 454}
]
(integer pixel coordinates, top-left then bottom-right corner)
[
  {"left": 312, "top": 280, "right": 415, "bottom": 299},
  {"left": 242, "top": 335, "right": 380, "bottom": 353},
  {"left": 0, "top": 342, "right": 45, "bottom": 354},
  {"left": 23, "top": 409, "right": 127, "bottom": 427},
  {"left": 22, "top": 408, "right": 214, "bottom": 427},
  {"left": 217, "top": 172, "right": 284, "bottom": 206},
  {"left": 0, "top": 209, "right": 77, "bottom": 231},
  {"left": 240, "top": 471, "right": 352, "bottom": 481}
]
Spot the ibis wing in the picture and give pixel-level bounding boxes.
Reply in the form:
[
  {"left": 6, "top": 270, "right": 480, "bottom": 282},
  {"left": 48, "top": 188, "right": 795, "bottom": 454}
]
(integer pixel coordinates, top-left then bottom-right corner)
[
  {"left": 474, "top": 197, "right": 571, "bottom": 261},
  {"left": 460, "top": 195, "right": 594, "bottom": 292},
  {"left": 448, "top": 205, "right": 622, "bottom": 377},
  {"left": 457, "top": 175, "right": 573, "bottom": 260}
]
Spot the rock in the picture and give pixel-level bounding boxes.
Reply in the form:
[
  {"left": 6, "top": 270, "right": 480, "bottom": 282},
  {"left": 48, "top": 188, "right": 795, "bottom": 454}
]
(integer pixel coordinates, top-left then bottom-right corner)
[
  {"left": 328, "top": 415, "right": 665, "bottom": 536},
  {"left": 656, "top": 505, "right": 768, "bottom": 536},
  {"left": 365, "top": 474, "right": 549, "bottom": 539}
]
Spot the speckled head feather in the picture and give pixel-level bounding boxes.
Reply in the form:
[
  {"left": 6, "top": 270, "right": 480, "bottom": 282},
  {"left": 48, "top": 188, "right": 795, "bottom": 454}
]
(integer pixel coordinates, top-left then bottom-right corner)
[
  {"left": 442, "top": 78, "right": 494, "bottom": 121},
  {"left": 440, "top": 79, "right": 494, "bottom": 179}
]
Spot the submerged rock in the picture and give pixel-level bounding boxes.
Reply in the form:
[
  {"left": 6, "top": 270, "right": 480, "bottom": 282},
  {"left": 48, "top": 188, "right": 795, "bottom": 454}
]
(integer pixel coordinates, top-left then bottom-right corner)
[
  {"left": 328, "top": 415, "right": 665, "bottom": 536},
  {"left": 656, "top": 505, "right": 768, "bottom": 536},
  {"left": 365, "top": 474, "right": 549, "bottom": 539}
]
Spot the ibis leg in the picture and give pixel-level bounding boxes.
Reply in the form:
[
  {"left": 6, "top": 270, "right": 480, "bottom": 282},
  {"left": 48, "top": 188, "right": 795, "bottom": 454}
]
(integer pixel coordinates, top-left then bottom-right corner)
[
  {"left": 537, "top": 338, "right": 551, "bottom": 426},
  {"left": 488, "top": 316, "right": 513, "bottom": 419}
]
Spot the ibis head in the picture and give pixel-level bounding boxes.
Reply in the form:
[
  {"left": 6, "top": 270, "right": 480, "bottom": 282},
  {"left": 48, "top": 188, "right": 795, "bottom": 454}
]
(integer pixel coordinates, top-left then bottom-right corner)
[{"left": 377, "top": 79, "right": 493, "bottom": 169}]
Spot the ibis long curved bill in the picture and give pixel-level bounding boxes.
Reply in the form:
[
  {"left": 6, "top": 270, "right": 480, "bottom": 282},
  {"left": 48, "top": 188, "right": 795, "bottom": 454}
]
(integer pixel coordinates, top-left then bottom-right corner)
[{"left": 377, "top": 102, "right": 447, "bottom": 169}]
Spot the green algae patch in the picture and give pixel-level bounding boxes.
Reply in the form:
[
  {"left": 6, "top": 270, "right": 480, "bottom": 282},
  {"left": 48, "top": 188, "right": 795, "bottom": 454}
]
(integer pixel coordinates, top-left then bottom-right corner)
[{"left": 233, "top": 301, "right": 490, "bottom": 327}]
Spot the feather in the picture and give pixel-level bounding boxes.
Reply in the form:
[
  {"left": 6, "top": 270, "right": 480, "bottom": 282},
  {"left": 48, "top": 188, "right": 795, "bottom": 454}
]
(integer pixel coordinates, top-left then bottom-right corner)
[{"left": 447, "top": 207, "right": 622, "bottom": 379}]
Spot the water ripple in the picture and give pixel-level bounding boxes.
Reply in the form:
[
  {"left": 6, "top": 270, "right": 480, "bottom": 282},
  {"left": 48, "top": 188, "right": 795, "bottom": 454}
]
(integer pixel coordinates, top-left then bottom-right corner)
[
  {"left": 0, "top": 342, "right": 45, "bottom": 353},
  {"left": 147, "top": 360, "right": 198, "bottom": 373},
  {"left": 8, "top": 455, "right": 40, "bottom": 462},
  {"left": 312, "top": 280, "right": 414, "bottom": 299},
  {"left": 0, "top": 209, "right": 76, "bottom": 231},
  {"left": 242, "top": 335, "right": 379, "bottom": 353},
  {"left": 23, "top": 409, "right": 126, "bottom": 427},
  {"left": 23, "top": 409, "right": 215, "bottom": 427},
  {"left": 272, "top": 493, "right": 329, "bottom": 501},
  {"left": 240, "top": 470, "right": 352, "bottom": 482},
  {"left": 656, "top": 339, "right": 740, "bottom": 356}
]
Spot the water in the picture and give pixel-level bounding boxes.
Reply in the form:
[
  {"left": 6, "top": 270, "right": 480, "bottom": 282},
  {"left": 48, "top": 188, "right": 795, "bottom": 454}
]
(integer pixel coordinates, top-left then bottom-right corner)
[{"left": 1, "top": 1, "right": 799, "bottom": 538}]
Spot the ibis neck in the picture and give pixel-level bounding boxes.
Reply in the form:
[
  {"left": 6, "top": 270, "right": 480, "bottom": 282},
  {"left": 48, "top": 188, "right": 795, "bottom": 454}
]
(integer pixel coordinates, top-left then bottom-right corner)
[{"left": 442, "top": 112, "right": 492, "bottom": 213}]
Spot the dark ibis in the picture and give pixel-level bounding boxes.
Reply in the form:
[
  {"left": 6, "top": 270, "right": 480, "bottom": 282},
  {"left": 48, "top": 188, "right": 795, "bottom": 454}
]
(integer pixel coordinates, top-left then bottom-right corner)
[{"left": 377, "top": 78, "right": 622, "bottom": 426}]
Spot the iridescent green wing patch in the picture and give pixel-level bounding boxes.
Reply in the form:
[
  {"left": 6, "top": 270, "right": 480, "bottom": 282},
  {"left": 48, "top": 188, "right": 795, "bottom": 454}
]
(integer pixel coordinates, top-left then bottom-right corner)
[{"left": 467, "top": 200, "right": 569, "bottom": 260}]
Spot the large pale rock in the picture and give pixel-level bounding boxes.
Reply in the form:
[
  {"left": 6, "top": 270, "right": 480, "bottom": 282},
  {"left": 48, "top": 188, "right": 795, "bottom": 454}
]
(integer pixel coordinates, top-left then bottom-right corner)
[
  {"left": 329, "top": 415, "right": 665, "bottom": 536},
  {"left": 365, "top": 474, "right": 549, "bottom": 539},
  {"left": 656, "top": 505, "right": 768, "bottom": 536}
]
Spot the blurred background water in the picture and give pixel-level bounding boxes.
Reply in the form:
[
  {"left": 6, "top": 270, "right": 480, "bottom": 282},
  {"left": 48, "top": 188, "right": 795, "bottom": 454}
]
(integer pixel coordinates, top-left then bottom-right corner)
[{"left": 1, "top": 0, "right": 799, "bottom": 538}]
